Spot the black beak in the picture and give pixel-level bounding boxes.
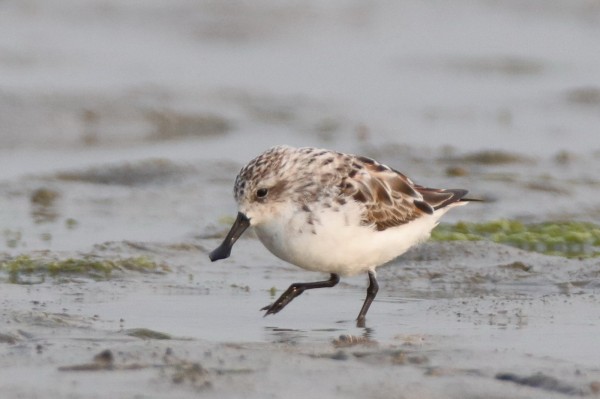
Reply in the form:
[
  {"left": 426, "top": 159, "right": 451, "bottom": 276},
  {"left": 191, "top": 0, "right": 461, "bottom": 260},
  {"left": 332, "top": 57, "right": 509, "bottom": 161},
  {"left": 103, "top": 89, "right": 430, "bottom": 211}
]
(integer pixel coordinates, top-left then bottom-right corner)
[{"left": 209, "top": 212, "right": 250, "bottom": 262}]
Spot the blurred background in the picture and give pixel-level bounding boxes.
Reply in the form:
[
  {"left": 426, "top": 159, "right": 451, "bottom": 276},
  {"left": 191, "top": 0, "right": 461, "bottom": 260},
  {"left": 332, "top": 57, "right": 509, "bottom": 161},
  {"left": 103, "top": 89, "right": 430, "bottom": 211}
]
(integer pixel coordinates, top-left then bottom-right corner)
[
  {"left": 1, "top": 0, "right": 600, "bottom": 251},
  {"left": 2, "top": 4, "right": 600, "bottom": 396}
]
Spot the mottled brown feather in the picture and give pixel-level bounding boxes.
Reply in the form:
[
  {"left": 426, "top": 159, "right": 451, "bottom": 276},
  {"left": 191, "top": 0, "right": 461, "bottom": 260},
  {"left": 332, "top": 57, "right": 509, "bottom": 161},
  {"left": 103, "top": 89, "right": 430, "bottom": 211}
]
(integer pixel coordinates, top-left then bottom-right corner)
[
  {"left": 343, "top": 157, "right": 468, "bottom": 231},
  {"left": 234, "top": 146, "right": 468, "bottom": 233}
]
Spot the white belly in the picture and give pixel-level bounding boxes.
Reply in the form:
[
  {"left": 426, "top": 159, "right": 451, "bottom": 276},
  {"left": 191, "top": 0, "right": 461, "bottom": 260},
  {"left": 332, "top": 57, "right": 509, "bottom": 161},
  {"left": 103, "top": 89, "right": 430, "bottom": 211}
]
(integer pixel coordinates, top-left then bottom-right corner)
[{"left": 253, "top": 202, "right": 457, "bottom": 276}]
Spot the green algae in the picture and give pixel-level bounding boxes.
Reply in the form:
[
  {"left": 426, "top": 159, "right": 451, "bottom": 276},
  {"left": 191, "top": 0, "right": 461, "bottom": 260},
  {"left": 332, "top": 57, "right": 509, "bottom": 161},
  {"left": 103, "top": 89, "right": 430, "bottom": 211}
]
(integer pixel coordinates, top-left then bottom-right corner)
[
  {"left": 0, "top": 255, "right": 170, "bottom": 284},
  {"left": 3, "top": 229, "right": 22, "bottom": 249},
  {"left": 432, "top": 220, "right": 600, "bottom": 258},
  {"left": 30, "top": 188, "right": 60, "bottom": 206},
  {"left": 269, "top": 286, "right": 277, "bottom": 297},
  {"left": 125, "top": 328, "right": 172, "bottom": 340}
]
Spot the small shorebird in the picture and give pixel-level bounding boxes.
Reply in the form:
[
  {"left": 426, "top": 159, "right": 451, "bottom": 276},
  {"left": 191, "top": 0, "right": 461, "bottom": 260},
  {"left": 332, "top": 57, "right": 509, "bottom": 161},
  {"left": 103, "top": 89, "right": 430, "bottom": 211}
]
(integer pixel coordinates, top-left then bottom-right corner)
[{"left": 210, "top": 145, "right": 475, "bottom": 325}]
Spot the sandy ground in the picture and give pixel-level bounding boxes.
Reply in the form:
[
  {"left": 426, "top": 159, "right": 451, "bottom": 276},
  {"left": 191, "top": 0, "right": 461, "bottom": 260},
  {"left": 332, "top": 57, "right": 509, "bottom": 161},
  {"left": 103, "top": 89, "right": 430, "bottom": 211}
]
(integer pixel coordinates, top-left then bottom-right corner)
[
  {"left": 1, "top": 237, "right": 599, "bottom": 398},
  {"left": 1, "top": 0, "right": 600, "bottom": 398}
]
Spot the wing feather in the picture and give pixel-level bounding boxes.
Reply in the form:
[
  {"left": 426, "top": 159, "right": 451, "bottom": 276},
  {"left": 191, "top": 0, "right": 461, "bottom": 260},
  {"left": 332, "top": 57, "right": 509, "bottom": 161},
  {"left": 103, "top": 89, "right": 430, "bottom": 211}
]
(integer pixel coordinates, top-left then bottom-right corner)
[{"left": 340, "top": 157, "right": 468, "bottom": 231}]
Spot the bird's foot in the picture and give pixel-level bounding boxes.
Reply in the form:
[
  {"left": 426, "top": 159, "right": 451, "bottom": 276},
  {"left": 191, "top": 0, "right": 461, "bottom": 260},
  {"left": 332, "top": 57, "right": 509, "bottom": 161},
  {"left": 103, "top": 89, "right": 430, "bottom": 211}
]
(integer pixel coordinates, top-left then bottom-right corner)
[
  {"left": 356, "top": 316, "right": 366, "bottom": 328},
  {"left": 260, "top": 287, "right": 300, "bottom": 316}
]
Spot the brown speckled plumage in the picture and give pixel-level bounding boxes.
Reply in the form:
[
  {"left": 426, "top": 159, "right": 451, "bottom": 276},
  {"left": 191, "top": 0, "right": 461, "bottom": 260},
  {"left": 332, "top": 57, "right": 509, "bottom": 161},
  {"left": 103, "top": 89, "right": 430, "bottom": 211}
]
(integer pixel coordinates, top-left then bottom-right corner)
[{"left": 234, "top": 145, "right": 467, "bottom": 231}]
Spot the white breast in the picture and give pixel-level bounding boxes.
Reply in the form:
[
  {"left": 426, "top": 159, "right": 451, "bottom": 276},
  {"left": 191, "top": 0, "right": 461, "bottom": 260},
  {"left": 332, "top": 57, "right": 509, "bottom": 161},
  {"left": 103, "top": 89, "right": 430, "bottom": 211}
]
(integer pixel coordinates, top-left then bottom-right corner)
[{"left": 253, "top": 201, "right": 464, "bottom": 276}]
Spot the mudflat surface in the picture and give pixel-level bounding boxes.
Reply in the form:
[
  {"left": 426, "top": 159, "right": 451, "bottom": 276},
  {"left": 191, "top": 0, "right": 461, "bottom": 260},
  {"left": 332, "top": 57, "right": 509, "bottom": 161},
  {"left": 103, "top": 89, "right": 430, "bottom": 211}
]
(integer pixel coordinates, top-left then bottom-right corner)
[{"left": 1, "top": 1, "right": 600, "bottom": 398}]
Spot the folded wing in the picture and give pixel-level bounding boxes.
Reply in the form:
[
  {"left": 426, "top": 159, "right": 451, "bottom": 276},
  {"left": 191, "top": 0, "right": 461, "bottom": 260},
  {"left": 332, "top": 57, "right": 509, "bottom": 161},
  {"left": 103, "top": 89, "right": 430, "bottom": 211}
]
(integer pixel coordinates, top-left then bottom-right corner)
[{"left": 339, "top": 156, "right": 468, "bottom": 231}]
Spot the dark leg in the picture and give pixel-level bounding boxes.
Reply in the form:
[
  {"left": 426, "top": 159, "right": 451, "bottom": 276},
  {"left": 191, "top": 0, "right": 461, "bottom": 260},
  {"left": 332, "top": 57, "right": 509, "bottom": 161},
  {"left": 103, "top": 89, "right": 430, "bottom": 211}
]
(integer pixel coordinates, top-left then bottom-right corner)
[
  {"left": 262, "top": 274, "right": 340, "bottom": 316},
  {"left": 356, "top": 271, "right": 379, "bottom": 326}
]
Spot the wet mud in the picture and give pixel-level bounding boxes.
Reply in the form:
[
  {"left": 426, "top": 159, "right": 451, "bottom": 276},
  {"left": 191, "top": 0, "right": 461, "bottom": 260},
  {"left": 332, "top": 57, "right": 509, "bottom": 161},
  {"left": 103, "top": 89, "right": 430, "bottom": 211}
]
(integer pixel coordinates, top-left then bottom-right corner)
[{"left": 2, "top": 0, "right": 600, "bottom": 398}]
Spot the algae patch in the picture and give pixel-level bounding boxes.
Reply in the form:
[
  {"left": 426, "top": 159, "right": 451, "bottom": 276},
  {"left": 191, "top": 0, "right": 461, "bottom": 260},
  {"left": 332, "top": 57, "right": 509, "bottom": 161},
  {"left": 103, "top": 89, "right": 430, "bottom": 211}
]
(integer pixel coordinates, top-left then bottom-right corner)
[
  {"left": 55, "top": 159, "right": 190, "bottom": 186},
  {"left": 432, "top": 220, "right": 600, "bottom": 258},
  {"left": 446, "top": 150, "right": 533, "bottom": 165},
  {"left": 0, "top": 255, "right": 170, "bottom": 284},
  {"left": 125, "top": 328, "right": 172, "bottom": 340}
]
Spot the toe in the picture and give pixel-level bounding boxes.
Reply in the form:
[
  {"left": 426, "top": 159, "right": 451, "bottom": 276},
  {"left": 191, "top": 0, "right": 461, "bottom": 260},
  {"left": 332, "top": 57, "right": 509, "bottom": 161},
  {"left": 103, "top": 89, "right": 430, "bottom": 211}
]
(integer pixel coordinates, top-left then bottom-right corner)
[
  {"left": 260, "top": 304, "right": 272, "bottom": 311},
  {"left": 263, "top": 301, "right": 285, "bottom": 316}
]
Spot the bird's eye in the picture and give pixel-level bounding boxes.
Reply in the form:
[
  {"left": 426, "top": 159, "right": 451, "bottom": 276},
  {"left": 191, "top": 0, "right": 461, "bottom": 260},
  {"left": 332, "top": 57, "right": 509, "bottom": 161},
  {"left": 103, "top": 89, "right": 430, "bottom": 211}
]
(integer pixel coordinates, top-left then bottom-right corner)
[{"left": 256, "top": 188, "right": 268, "bottom": 199}]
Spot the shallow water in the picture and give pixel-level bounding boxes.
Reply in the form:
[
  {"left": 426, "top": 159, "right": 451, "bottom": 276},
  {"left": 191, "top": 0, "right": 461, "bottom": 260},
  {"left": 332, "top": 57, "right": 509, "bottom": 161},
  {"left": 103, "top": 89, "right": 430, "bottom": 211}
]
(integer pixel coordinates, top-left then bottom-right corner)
[
  {"left": 2, "top": 239, "right": 599, "bottom": 398},
  {"left": 2, "top": 0, "right": 600, "bottom": 398}
]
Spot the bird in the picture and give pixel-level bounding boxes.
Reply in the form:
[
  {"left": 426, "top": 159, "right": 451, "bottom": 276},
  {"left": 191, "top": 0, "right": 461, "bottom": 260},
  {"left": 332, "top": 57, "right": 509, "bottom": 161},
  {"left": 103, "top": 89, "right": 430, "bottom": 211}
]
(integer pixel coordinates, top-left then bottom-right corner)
[{"left": 209, "top": 145, "right": 476, "bottom": 325}]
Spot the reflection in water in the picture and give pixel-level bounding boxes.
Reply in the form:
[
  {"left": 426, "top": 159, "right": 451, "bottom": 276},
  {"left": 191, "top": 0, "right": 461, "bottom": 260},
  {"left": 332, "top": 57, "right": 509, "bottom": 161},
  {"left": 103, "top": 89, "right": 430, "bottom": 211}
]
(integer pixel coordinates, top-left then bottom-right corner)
[
  {"left": 264, "top": 322, "right": 376, "bottom": 344},
  {"left": 264, "top": 326, "right": 307, "bottom": 344},
  {"left": 362, "top": 326, "right": 375, "bottom": 340}
]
